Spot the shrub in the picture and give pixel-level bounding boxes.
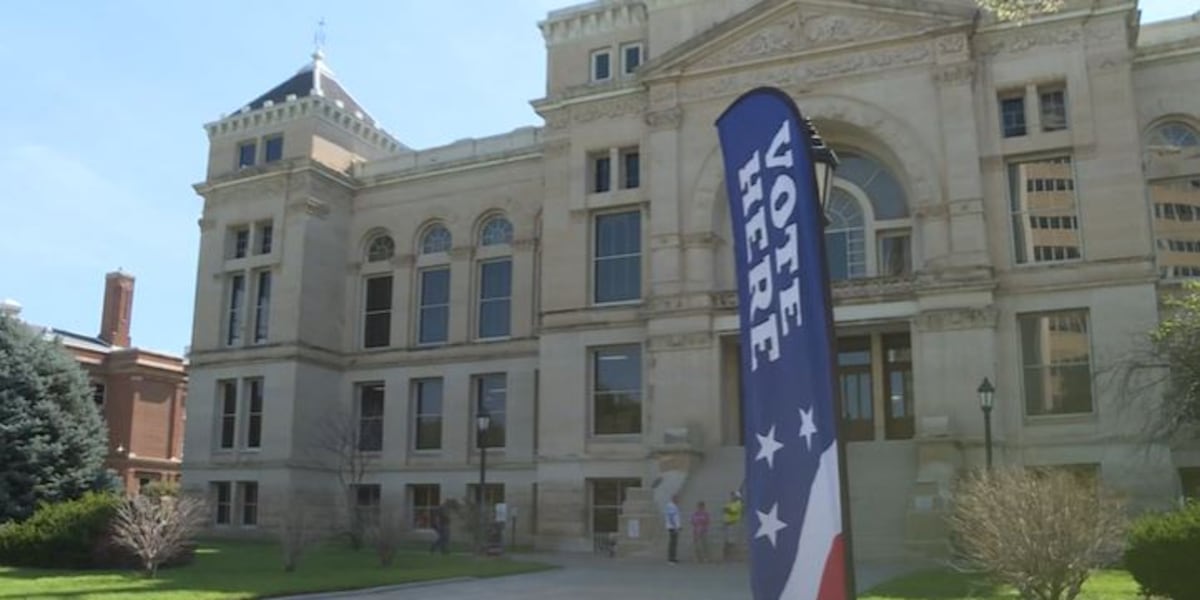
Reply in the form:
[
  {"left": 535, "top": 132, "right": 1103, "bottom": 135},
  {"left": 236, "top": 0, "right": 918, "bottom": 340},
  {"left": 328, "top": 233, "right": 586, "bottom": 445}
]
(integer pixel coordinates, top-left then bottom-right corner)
[
  {"left": 0, "top": 492, "right": 120, "bottom": 568},
  {"left": 948, "top": 468, "right": 1128, "bottom": 600},
  {"left": 110, "top": 495, "right": 205, "bottom": 577},
  {"left": 140, "top": 480, "right": 180, "bottom": 499},
  {"left": 1125, "top": 501, "right": 1200, "bottom": 600}
]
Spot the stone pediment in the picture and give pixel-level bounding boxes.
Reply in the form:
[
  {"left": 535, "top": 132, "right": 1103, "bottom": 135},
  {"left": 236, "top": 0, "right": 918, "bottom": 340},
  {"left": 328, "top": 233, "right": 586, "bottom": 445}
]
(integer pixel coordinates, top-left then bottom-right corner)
[{"left": 642, "top": 0, "right": 973, "bottom": 77}]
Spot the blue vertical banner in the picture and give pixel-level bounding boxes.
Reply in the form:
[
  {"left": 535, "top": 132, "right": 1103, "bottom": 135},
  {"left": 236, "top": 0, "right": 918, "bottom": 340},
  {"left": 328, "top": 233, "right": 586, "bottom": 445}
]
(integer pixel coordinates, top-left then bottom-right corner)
[{"left": 715, "top": 88, "right": 853, "bottom": 600}]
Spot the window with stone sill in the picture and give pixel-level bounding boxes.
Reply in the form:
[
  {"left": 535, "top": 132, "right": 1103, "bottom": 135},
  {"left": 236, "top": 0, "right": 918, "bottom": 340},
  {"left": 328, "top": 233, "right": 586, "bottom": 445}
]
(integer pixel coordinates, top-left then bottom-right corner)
[
  {"left": 418, "top": 267, "right": 450, "bottom": 345},
  {"left": 237, "top": 141, "right": 256, "bottom": 169},
  {"left": 621, "top": 43, "right": 643, "bottom": 76},
  {"left": 592, "top": 345, "right": 642, "bottom": 436},
  {"left": 474, "top": 373, "right": 507, "bottom": 448},
  {"left": 590, "top": 48, "right": 611, "bottom": 82},
  {"left": 229, "top": 226, "right": 250, "bottom": 259},
  {"left": 244, "top": 378, "right": 263, "bottom": 449},
  {"left": 237, "top": 481, "right": 258, "bottom": 526},
  {"left": 225, "top": 274, "right": 245, "bottom": 346},
  {"left": 256, "top": 221, "right": 273, "bottom": 255},
  {"left": 823, "top": 152, "right": 912, "bottom": 281},
  {"left": 352, "top": 484, "right": 382, "bottom": 522},
  {"left": 589, "top": 478, "right": 640, "bottom": 535},
  {"left": 1146, "top": 113, "right": 1200, "bottom": 278},
  {"left": 478, "top": 259, "right": 511, "bottom": 339},
  {"left": 362, "top": 275, "right": 392, "bottom": 349},
  {"left": 409, "top": 484, "right": 440, "bottom": 529},
  {"left": 357, "top": 383, "right": 385, "bottom": 452},
  {"left": 1009, "top": 156, "right": 1082, "bottom": 265},
  {"left": 590, "top": 152, "right": 612, "bottom": 194},
  {"left": 593, "top": 210, "right": 641, "bottom": 303},
  {"left": 413, "top": 378, "right": 443, "bottom": 451},
  {"left": 1038, "top": 86, "right": 1068, "bottom": 132},
  {"left": 1147, "top": 121, "right": 1199, "bottom": 149},
  {"left": 999, "top": 93, "right": 1027, "bottom": 138},
  {"left": 212, "top": 482, "right": 232, "bottom": 525},
  {"left": 1019, "top": 309, "right": 1094, "bottom": 417},
  {"left": 264, "top": 135, "right": 284, "bottom": 163}
]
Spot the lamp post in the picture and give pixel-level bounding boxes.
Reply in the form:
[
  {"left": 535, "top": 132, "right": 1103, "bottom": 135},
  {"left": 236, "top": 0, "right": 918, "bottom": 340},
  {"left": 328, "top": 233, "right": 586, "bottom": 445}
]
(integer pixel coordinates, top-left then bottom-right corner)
[
  {"left": 475, "top": 413, "right": 491, "bottom": 553},
  {"left": 977, "top": 377, "right": 996, "bottom": 470},
  {"left": 802, "top": 117, "right": 840, "bottom": 217}
]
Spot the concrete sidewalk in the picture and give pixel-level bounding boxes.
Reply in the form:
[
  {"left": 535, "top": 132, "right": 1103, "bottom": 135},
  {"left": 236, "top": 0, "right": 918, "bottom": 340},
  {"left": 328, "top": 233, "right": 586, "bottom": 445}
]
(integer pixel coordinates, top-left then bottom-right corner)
[{"left": 288, "top": 553, "right": 920, "bottom": 600}]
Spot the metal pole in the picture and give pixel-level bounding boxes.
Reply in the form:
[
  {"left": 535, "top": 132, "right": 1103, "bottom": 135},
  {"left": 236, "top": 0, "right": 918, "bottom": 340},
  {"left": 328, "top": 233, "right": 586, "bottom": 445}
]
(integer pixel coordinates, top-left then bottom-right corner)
[
  {"left": 478, "top": 435, "right": 487, "bottom": 553},
  {"left": 983, "top": 406, "right": 993, "bottom": 471}
]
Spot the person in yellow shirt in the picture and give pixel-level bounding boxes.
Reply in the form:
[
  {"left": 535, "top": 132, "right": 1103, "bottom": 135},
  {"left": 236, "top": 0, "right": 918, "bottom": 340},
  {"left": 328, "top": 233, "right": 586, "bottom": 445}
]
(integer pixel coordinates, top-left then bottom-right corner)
[{"left": 721, "top": 490, "right": 743, "bottom": 561}]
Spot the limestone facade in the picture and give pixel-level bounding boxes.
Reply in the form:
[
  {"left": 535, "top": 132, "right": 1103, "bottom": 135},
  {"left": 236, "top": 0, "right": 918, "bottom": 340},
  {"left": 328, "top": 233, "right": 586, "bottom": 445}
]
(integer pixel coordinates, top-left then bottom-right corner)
[{"left": 183, "top": 0, "right": 1200, "bottom": 558}]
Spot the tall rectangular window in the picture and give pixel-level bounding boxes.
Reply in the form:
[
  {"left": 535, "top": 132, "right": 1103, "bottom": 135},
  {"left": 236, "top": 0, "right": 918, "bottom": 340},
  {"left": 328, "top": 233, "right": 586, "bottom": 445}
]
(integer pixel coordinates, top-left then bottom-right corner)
[
  {"left": 238, "top": 482, "right": 258, "bottom": 526},
  {"left": 237, "top": 141, "right": 256, "bottom": 168},
  {"left": 245, "top": 378, "right": 263, "bottom": 449},
  {"left": 257, "top": 222, "right": 273, "bottom": 254},
  {"left": 466, "top": 484, "right": 505, "bottom": 514},
  {"left": 589, "top": 478, "right": 640, "bottom": 534},
  {"left": 253, "top": 270, "right": 271, "bottom": 343},
  {"left": 213, "top": 482, "right": 231, "bottom": 524},
  {"left": 1000, "top": 94, "right": 1027, "bottom": 138},
  {"left": 1039, "top": 87, "right": 1068, "bottom": 132},
  {"left": 478, "top": 259, "right": 512, "bottom": 339},
  {"left": 620, "top": 148, "right": 640, "bottom": 189},
  {"left": 594, "top": 210, "right": 641, "bottom": 303},
  {"left": 363, "top": 276, "right": 392, "bottom": 348},
  {"left": 592, "top": 345, "right": 642, "bottom": 435},
  {"left": 218, "top": 380, "right": 237, "bottom": 449},
  {"left": 621, "top": 43, "right": 643, "bottom": 75},
  {"left": 1019, "top": 310, "right": 1093, "bottom": 416},
  {"left": 838, "top": 336, "right": 874, "bottom": 442},
  {"left": 92, "top": 382, "right": 106, "bottom": 408},
  {"left": 591, "top": 49, "right": 611, "bottom": 82},
  {"left": 1009, "top": 156, "right": 1081, "bottom": 265},
  {"left": 877, "top": 231, "right": 912, "bottom": 277},
  {"left": 410, "top": 484, "right": 441, "bottom": 529},
  {"left": 591, "top": 153, "right": 612, "bottom": 193},
  {"left": 353, "top": 483, "right": 382, "bottom": 525},
  {"left": 226, "top": 274, "right": 245, "bottom": 346},
  {"left": 358, "top": 383, "right": 385, "bottom": 452},
  {"left": 264, "top": 135, "right": 284, "bottom": 163},
  {"left": 413, "top": 378, "right": 443, "bottom": 451},
  {"left": 475, "top": 373, "right": 507, "bottom": 448},
  {"left": 883, "top": 334, "right": 914, "bottom": 440},
  {"left": 230, "top": 226, "right": 250, "bottom": 259},
  {"left": 418, "top": 268, "right": 450, "bottom": 345}
]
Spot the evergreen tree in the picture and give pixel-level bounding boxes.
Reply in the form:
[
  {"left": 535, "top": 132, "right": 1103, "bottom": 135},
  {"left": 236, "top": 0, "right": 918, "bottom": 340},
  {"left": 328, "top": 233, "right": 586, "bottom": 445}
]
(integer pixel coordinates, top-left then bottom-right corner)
[{"left": 0, "top": 316, "right": 108, "bottom": 523}]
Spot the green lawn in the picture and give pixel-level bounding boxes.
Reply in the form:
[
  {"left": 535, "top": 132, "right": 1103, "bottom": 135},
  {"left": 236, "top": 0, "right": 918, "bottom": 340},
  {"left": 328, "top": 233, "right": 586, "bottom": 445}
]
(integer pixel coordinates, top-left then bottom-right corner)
[
  {"left": 861, "top": 569, "right": 1139, "bottom": 600},
  {"left": 0, "top": 539, "right": 554, "bottom": 599}
]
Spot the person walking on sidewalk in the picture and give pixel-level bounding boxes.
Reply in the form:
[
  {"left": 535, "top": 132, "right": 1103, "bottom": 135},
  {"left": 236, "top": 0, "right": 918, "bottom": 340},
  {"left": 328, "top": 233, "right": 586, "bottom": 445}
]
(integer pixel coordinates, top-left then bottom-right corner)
[
  {"left": 665, "top": 495, "right": 681, "bottom": 564},
  {"left": 722, "top": 491, "right": 743, "bottom": 561},
  {"left": 691, "top": 501, "right": 711, "bottom": 563}
]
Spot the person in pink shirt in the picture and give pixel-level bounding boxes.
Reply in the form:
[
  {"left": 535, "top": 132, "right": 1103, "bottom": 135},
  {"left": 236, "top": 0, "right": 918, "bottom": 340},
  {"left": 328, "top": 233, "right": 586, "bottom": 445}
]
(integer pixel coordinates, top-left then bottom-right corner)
[{"left": 691, "top": 501, "right": 712, "bottom": 563}]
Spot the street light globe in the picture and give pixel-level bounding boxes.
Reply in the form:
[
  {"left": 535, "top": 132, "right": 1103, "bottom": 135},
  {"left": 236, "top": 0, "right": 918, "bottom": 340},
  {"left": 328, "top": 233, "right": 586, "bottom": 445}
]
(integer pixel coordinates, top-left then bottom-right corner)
[{"left": 977, "top": 377, "right": 996, "bottom": 410}]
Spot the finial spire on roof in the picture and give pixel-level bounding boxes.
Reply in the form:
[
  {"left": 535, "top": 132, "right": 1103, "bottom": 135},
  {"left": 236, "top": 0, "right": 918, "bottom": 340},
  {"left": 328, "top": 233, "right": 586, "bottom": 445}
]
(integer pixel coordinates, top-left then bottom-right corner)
[{"left": 313, "top": 18, "right": 327, "bottom": 61}]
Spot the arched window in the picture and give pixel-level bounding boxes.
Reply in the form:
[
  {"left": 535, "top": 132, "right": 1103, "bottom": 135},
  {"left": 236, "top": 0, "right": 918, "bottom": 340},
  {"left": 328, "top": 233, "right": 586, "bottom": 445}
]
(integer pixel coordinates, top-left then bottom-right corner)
[
  {"left": 1146, "top": 120, "right": 1200, "bottom": 279},
  {"left": 365, "top": 234, "right": 394, "bottom": 262},
  {"left": 420, "top": 225, "right": 452, "bottom": 254},
  {"left": 479, "top": 217, "right": 513, "bottom": 246},
  {"left": 825, "top": 189, "right": 866, "bottom": 280},
  {"left": 1149, "top": 122, "right": 1200, "bottom": 149},
  {"left": 824, "top": 151, "right": 912, "bottom": 281}
]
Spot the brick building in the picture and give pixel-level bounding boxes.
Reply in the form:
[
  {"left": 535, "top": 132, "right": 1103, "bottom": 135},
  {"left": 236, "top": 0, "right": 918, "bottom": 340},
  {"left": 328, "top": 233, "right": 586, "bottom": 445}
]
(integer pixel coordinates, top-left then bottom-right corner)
[{"left": 3, "top": 271, "right": 188, "bottom": 493}]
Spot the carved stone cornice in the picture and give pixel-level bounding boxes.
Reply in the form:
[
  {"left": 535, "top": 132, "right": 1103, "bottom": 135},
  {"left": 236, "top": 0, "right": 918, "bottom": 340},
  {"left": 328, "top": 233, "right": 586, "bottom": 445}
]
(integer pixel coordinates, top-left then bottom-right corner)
[
  {"left": 678, "top": 41, "right": 934, "bottom": 102},
  {"left": 692, "top": 12, "right": 800, "bottom": 71},
  {"left": 570, "top": 94, "right": 647, "bottom": 124},
  {"left": 647, "top": 332, "right": 713, "bottom": 353},
  {"left": 935, "top": 34, "right": 968, "bottom": 61},
  {"left": 913, "top": 307, "right": 998, "bottom": 332},
  {"left": 933, "top": 63, "right": 976, "bottom": 87},
  {"left": 645, "top": 106, "right": 683, "bottom": 131},
  {"left": 543, "top": 110, "right": 569, "bottom": 130},
  {"left": 833, "top": 276, "right": 918, "bottom": 302},
  {"left": 287, "top": 197, "right": 330, "bottom": 218},
  {"left": 980, "top": 27, "right": 1082, "bottom": 57},
  {"left": 1086, "top": 49, "right": 1130, "bottom": 73}
]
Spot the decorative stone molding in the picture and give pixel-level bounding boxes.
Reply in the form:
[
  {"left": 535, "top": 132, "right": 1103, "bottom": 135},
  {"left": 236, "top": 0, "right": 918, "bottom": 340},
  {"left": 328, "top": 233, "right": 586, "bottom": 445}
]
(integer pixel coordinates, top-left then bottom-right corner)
[
  {"left": 692, "top": 12, "right": 800, "bottom": 71},
  {"left": 679, "top": 41, "right": 934, "bottom": 102},
  {"left": 913, "top": 307, "right": 999, "bottom": 332},
  {"left": 681, "top": 232, "right": 719, "bottom": 248},
  {"left": 712, "top": 291, "right": 738, "bottom": 310},
  {"left": 802, "top": 13, "right": 923, "bottom": 46},
  {"left": 832, "top": 276, "right": 918, "bottom": 301},
  {"left": 539, "top": 1, "right": 647, "bottom": 46},
  {"left": 1086, "top": 49, "right": 1130, "bottom": 73},
  {"left": 648, "top": 83, "right": 677, "bottom": 108},
  {"left": 935, "top": 34, "right": 968, "bottom": 60},
  {"left": 980, "top": 27, "right": 1082, "bottom": 56},
  {"left": 933, "top": 63, "right": 975, "bottom": 86},
  {"left": 290, "top": 197, "right": 330, "bottom": 218},
  {"left": 448, "top": 247, "right": 472, "bottom": 261},
  {"left": 648, "top": 332, "right": 713, "bottom": 352},
  {"left": 644, "top": 107, "right": 683, "bottom": 131},
  {"left": 197, "top": 218, "right": 217, "bottom": 231},
  {"left": 570, "top": 94, "right": 647, "bottom": 124}
]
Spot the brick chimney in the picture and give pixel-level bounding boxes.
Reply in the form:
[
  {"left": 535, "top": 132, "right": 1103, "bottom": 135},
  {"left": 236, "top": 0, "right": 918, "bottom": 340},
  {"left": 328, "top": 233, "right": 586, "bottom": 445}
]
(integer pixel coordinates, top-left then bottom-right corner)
[{"left": 99, "top": 271, "right": 134, "bottom": 347}]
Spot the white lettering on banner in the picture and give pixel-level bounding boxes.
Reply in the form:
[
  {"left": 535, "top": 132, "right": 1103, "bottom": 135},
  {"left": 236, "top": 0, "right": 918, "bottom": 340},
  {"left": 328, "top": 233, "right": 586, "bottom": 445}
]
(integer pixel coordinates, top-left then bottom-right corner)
[{"left": 737, "top": 119, "right": 806, "bottom": 371}]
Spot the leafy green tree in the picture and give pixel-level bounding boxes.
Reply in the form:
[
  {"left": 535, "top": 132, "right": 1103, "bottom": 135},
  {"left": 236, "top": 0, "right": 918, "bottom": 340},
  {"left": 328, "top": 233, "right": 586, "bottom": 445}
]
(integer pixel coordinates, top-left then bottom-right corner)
[{"left": 0, "top": 316, "right": 108, "bottom": 523}]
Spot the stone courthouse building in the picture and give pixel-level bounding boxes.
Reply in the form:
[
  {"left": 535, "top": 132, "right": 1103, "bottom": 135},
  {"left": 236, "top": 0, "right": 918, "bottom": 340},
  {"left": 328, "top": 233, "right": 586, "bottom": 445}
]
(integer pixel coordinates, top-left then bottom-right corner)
[{"left": 183, "top": 0, "right": 1200, "bottom": 558}]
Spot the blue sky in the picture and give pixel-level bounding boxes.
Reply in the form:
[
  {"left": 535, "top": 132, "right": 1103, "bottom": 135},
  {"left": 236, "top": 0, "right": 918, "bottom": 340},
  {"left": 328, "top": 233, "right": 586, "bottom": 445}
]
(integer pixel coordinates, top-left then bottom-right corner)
[{"left": 0, "top": 0, "right": 1193, "bottom": 355}]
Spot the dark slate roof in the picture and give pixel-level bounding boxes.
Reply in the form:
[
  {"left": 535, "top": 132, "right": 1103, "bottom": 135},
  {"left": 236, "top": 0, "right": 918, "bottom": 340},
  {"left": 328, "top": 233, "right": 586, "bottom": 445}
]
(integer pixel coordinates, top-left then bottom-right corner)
[{"left": 235, "top": 52, "right": 377, "bottom": 127}]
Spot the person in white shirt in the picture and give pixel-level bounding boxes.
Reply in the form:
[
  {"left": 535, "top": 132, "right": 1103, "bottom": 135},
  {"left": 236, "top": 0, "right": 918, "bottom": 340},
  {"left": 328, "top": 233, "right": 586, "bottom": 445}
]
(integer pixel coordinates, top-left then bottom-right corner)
[{"left": 664, "top": 495, "right": 681, "bottom": 564}]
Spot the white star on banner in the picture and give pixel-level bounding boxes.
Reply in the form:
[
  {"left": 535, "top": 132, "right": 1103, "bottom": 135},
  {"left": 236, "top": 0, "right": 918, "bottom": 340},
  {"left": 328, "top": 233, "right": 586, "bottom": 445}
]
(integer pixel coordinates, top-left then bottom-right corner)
[
  {"left": 798, "top": 406, "right": 817, "bottom": 451},
  {"left": 755, "top": 503, "right": 787, "bottom": 547},
  {"left": 755, "top": 425, "right": 784, "bottom": 469}
]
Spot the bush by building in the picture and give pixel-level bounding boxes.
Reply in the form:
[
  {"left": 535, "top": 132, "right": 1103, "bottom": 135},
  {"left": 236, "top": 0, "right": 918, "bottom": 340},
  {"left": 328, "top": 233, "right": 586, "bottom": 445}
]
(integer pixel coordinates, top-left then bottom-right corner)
[
  {"left": 1125, "top": 500, "right": 1200, "bottom": 600},
  {"left": 0, "top": 492, "right": 120, "bottom": 568}
]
